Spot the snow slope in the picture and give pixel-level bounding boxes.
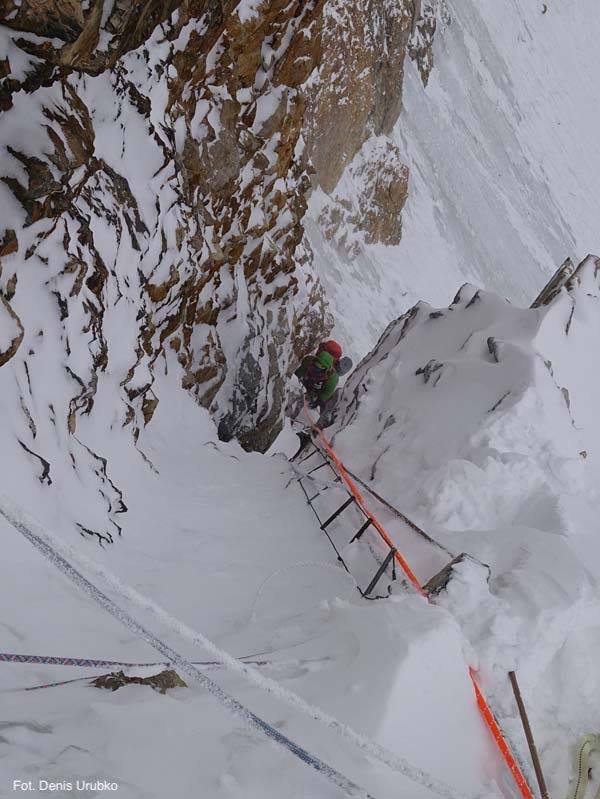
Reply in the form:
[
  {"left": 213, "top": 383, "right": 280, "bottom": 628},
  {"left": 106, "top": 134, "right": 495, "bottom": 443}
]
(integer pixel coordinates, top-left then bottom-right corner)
[
  {"left": 4, "top": 259, "right": 600, "bottom": 798},
  {"left": 308, "top": 0, "right": 600, "bottom": 360},
  {"left": 0, "top": 360, "right": 500, "bottom": 799}
]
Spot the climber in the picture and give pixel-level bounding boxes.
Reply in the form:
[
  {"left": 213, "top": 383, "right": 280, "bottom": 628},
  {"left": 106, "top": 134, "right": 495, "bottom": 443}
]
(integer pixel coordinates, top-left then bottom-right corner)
[
  {"left": 295, "top": 349, "right": 339, "bottom": 412},
  {"left": 317, "top": 353, "right": 352, "bottom": 427},
  {"left": 316, "top": 339, "right": 353, "bottom": 379},
  {"left": 294, "top": 340, "right": 353, "bottom": 428}
]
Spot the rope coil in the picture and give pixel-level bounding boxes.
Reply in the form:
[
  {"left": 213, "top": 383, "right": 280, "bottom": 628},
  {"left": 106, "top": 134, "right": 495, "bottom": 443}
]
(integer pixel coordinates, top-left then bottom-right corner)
[{"left": 568, "top": 735, "right": 600, "bottom": 799}]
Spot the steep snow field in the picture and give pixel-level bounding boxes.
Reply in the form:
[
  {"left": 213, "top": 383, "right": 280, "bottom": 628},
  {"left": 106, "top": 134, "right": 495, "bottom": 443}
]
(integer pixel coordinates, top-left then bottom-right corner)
[
  {"left": 0, "top": 371, "right": 500, "bottom": 799},
  {"left": 308, "top": 0, "right": 600, "bottom": 359}
]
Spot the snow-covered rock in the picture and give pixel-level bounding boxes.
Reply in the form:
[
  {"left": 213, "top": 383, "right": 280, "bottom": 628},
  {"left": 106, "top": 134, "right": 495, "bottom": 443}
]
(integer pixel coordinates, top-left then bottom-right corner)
[
  {"left": 0, "top": 292, "right": 23, "bottom": 366},
  {"left": 318, "top": 137, "right": 410, "bottom": 254},
  {"left": 0, "top": 0, "right": 421, "bottom": 452}
]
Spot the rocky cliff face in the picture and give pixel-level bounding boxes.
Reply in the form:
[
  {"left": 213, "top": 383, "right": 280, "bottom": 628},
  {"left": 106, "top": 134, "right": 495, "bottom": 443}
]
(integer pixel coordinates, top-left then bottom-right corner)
[
  {"left": 303, "top": 0, "right": 439, "bottom": 258},
  {"left": 0, "top": 0, "right": 432, "bottom": 459}
]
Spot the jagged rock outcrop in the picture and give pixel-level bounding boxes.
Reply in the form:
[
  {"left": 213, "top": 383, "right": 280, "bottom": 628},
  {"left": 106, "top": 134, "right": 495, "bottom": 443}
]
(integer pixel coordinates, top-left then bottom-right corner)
[
  {"left": 303, "top": 0, "right": 414, "bottom": 194},
  {"left": 317, "top": 138, "right": 410, "bottom": 254},
  {"left": 305, "top": 0, "right": 434, "bottom": 261},
  {"left": 0, "top": 293, "right": 23, "bottom": 367},
  {"left": 0, "top": 0, "right": 429, "bottom": 463},
  {"left": 407, "top": 0, "right": 450, "bottom": 87},
  {"left": 1, "top": 1, "right": 86, "bottom": 42}
]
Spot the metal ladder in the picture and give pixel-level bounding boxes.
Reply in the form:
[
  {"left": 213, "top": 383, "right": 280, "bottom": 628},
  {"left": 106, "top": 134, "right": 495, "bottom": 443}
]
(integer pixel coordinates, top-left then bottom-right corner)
[{"left": 292, "top": 440, "right": 399, "bottom": 600}]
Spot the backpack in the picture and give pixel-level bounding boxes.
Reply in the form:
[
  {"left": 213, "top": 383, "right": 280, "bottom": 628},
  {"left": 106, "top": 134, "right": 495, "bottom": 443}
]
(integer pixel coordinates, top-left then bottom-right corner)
[
  {"left": 336, "top": 356, "right": 353, "bottom": 376},
  {"left": 303, "top": 358, "right": 334, "bottom": 393}
]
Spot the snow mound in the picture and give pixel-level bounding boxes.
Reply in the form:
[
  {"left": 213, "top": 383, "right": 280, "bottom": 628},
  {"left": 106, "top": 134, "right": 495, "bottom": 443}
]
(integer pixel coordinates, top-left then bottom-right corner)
[{"left": 331, "top": 257, "right": 600, "bottom": 797}]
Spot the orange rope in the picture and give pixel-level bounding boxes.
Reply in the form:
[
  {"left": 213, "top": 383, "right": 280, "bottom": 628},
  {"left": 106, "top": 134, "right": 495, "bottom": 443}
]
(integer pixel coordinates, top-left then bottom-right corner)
[
  {"left": 470, "top": 670, "right": 534, "bottom": 799},
  {"left": 306, "top": 412, "right": 424, "bottom": 593},
  {"left": 302, "top": 405, "right": 534, "bottom": 799}
]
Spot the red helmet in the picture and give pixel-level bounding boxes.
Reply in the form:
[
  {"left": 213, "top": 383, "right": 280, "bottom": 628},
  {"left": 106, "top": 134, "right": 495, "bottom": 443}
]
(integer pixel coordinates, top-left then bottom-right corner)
[{"left": 319, "top": 340, "right": 342, "bottom": 360}]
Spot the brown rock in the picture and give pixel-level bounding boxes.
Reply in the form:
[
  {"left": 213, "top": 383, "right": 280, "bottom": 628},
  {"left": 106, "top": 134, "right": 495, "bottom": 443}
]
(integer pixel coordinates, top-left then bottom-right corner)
[
  {"left": 318, "top": 138, "right": 410, "bottom": 251},
  {"left": 142, "top": 392, "right": 159, "bottom": 425},
  {"left": 0, "top": 229, "right": 18, "bottom": 257},
  {"left": 4, "top": 274, "right": 17, "bottom": 302},
  {"left": 59, "top": 1, "right": 103, "bottom": 68},
  {"left": 349, "top": 141, "right": 409, "bottom": 246},
  {"left": 2, "top": 0, "right": 85, "bottom": 42},
  {"left": 273, "top": 0, "right": 326, "bottom": 87},
  {"left": 92, "top": 669, "right": 187, "bottom": 694},
  {"left": 303, "top": 0, "right": 414, "bottom": 193},
  {"left": 0, "top": 295, "right": 24, "bottom": 368}
]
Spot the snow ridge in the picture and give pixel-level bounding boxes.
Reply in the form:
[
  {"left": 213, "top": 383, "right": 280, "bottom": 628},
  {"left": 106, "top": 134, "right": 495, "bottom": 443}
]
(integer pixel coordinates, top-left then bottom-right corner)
[{"left": 330, "top": 259, "right": 600, "bottom": 797}]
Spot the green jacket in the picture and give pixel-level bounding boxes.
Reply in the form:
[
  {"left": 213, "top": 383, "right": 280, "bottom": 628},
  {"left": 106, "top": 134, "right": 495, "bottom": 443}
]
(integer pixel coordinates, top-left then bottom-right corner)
[{"left": 295, "top": 355, "right": 339, "bottom": 402}]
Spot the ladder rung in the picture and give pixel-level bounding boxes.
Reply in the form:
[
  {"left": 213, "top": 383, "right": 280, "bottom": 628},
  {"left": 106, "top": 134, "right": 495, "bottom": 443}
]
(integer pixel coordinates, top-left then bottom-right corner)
[
  {"left": 364, "top": 548, "right": 396, "bottom": 597},
  {"left": 308, "top": 488, "right": 328, "bottom": 502},
  {"left": 308, "top": 462, "right": 329, "bottom": 475},
  {"left": 320, "top": 496, "right": 355, "bottom": 530},
  {"left": 297, "top": 447, "right": 320, "bottom": 464},
  {"left": 349, "top": 518, "right": 372, "bottom": 544}
]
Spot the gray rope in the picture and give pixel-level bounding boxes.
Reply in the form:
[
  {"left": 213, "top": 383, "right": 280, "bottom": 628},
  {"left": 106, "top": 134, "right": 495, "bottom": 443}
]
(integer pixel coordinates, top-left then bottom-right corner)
[{"left": 0, "top": 501, "right": 374, "bottom": 799}]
